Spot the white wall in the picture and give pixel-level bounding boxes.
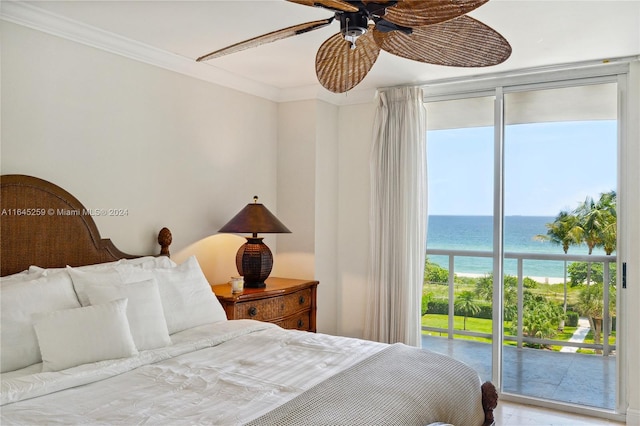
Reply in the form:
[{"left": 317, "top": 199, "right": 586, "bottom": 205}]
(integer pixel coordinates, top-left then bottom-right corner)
[
  {"left": 273, "top": 101, "right": 317, "bottom": 280},
  {"left": 313, "top": 100, "right": 340, "bottom": 334},
  {"left": 335, "top": 102, "right": 376, "bottom": 338},
  {"left": 273, "top": 99, "right": 340, "bottom": 334},
  {"left": 1, "top": 21, "right": 279, "bottom": 285}
]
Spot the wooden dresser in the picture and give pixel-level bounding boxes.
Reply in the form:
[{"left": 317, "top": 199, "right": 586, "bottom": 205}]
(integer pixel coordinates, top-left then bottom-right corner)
[{"left": 210, "top": 277, "right": 318, "bottom": 332}]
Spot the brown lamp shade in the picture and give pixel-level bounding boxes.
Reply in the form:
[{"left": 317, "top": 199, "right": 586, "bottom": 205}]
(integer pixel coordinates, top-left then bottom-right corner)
[{"left": 219, "top": 197, "right": 290, "bottom": 288}]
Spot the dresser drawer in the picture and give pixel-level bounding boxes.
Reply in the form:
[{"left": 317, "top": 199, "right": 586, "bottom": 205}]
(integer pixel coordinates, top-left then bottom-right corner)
[
  {"left": 276, "top": 311, "right": 311, "bottom": 331},
  {"left": 282, "top": 288, "right": 312, "bottom": 314},
  {"left": 233, "top": 297, "right": 280, "bottom": 321},
  {"left": 233, "top": 288, "right": 312, "bottom": 321}
]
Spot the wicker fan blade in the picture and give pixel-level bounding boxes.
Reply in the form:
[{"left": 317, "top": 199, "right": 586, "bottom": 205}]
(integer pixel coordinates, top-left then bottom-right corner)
[
  {"left": 371, "top": 0, "right": 489, "bottom": 27},
  {"left": 315, "top": 25, "right": 380, "bottom": 93},
  {"left": 287, "top": 0, "right": 358, "bottom": 12},
  {"left": 373, "top": 15, "right": 511, "bottom": 67},
  {"left": 197, "top": 18, "right": 333, "bottom": 62}
]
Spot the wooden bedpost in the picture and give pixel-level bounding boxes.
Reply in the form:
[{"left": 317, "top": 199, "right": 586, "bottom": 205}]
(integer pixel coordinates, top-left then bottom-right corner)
[
  {"left": 158, "top": 227, "right": 172, "bottom": 257},
  {"left": 481, "top": 381, "right": 498, "bottom": 426}
]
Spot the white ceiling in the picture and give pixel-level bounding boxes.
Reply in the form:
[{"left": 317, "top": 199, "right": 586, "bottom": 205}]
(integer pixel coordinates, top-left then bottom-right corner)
[{"left": 4, "top": 1, "right": 640, "bottom": 104}]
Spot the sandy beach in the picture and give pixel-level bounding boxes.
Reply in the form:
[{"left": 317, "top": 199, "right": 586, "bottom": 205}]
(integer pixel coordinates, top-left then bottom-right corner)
[{"left": 455, "top": 272, "right": 565, "bottom": 285}]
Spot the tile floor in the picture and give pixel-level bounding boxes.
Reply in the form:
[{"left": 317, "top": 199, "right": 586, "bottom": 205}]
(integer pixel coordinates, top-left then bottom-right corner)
[
  {"left": 497, "top": 400, "right": 624, "bottom": 425},
  {"left": 422, "top": 335, "right": 616, "bottom": 410}
]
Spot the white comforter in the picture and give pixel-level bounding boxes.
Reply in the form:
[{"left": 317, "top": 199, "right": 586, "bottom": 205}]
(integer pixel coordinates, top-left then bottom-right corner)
[{"left": 1, "top": 320, "right": 388, "bottom": 425}]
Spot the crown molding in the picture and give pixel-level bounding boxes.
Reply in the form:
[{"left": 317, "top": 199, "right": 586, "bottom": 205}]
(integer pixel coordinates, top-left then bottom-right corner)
[
  {"left": 1, "top": 1, "right": 380, "bottom": 106},
  {"left": 0, "top": 1, "right": 286, "bottom": 102},
  {"left": 276, "top": 84, "right": 378, "bottom": 106}
]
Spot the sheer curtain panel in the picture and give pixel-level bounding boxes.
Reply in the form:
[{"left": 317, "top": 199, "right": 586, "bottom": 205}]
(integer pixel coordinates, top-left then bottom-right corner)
[{"left": 364, "top": 86, "right": 428, "bottom": 346}]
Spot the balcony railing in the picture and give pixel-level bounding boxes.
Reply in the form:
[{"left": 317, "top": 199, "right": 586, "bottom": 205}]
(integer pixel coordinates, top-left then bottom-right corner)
[{"left": 423, "top": 249, "right": 617, "bottom": 356}]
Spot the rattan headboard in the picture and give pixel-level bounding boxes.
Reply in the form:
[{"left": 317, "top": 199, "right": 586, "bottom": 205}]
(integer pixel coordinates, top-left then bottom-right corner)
[{"left": 0, "top": 174, "right": 172, "bottom": 276}]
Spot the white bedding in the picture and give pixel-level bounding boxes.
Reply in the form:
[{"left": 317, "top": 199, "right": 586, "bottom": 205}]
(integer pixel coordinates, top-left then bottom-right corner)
[{"left": 1, "top": 320, "right": 388, "bottom": 425}]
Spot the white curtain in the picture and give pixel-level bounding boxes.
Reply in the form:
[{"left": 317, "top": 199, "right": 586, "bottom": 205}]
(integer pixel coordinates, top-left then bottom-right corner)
[{"left": 364, "top": 86, "right": 428, "bottom": 347}]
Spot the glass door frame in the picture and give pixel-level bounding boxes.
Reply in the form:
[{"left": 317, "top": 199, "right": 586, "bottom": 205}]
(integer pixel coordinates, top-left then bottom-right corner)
[{"left": 423, "top": 62, "right": 630, "bottom": 421}]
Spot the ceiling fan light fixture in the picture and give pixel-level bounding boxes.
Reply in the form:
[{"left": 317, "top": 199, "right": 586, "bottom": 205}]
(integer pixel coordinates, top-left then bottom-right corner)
[{"left": 340, "top": 12, "right": 369, "bottom": 48}]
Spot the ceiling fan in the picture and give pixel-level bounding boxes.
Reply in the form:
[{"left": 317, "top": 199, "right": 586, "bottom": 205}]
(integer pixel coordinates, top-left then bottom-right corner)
[{"left": 196, "top": 0, "right": 511, "bottom": 93}]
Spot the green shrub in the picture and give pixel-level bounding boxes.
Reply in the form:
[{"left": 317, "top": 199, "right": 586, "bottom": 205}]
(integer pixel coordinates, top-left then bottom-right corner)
[
  {"left": 566, "top": 311, "right": 579, "bottom": 327},
  {"left": 426, "top": 300, "right": 493, "bottom": 320},
  {"left": 474, "top": 303, "right": 493, "bottom": 320},
  {"left": 427, "top": 300, "right": 449, "bottom": 315},
  {"left": 421, "top": 293, "right": 433, "bottom": 315},
  {"left": 568, "top": 262, "right": 616, "bottom": 286},
  {"left": 424, "top": 257, "right": 449, "bottom": 284}
]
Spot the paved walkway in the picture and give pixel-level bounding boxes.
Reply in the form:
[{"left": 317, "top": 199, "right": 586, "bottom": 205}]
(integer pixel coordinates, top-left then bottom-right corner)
[{"left": 560, "top": 317, "right": 591, "bottom": 353}]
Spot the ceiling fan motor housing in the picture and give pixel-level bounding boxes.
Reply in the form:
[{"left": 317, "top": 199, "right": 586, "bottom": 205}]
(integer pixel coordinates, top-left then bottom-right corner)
[{"left": 339, "top": 12, "right": 369, "bottom": 38}]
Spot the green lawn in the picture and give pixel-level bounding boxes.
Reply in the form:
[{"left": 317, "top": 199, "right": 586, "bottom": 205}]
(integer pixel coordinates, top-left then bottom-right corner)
[
  {"left": 422, "top": 274, "right": 616, "bottom": 353},
  {"left": 421, "top": 313, "right": 609, "bottom": 352}
]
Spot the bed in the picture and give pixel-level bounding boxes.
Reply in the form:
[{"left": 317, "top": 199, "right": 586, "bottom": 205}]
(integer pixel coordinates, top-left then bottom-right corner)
[{"left": 0, "top": 174, "right": 497, "bottom": 425}]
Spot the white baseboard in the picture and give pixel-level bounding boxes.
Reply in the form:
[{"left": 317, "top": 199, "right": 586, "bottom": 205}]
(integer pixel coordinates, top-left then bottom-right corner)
[{"left": 627, "top": 408, "right": 640, "bottom": 425}]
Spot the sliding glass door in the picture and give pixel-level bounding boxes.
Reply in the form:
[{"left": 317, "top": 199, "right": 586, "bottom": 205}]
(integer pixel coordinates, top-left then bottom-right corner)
[
  {"left": 423, "top": 73, "right": 624, "bottom": 418},
  {"left": 502, "top": 82, "right": 618, "bottom": 409}
]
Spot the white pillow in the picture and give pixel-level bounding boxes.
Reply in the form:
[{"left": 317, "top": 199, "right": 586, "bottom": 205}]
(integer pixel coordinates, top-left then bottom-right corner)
[
  {"left": 122, "top": 256, "right": 177, "bottom": 268},
  {"left": 29, "top": 256, "right": 176, "bottom": 275},
  {"left": 151, "top": 256, "right": 227, "bottom": 334},
  {"left": 86, "top": 279, "right": 171, "bottom": 350},
  {"left": 0, "top": 269, "right": 44, "bottom": 285},
  {"left": 67, "top": 256, "right": 226, "bottom": 335},
  {"left": 0, "top": 272, "right": 81, "bottom": 372},
  {"left": 66, "top": 266, "right": 152, "bottom": 306},
  {"left": 32, "top": 298, "right": 138, "bottom": 372}
]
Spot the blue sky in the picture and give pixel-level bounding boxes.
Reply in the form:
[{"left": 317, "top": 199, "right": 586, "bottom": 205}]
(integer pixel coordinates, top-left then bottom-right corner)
[{"left": 427, "top": 120, "right": 617, "bottom": 216}]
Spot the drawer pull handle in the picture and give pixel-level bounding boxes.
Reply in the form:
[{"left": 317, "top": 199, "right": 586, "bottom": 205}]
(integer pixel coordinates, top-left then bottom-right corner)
[
  {"left": 248, "top": 307, "right": 257, "bottom": 317},
  {"left": 299, "top": 296, "right": 305, "bottom": 305},
  {"left": 297, "top": 319, "right": 304, "bottom": 328}
]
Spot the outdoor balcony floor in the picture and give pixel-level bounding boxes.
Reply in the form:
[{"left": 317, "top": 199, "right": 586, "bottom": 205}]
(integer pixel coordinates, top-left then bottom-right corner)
[{"left": 421, "top": 334, "right": 616, "bottom": 410}]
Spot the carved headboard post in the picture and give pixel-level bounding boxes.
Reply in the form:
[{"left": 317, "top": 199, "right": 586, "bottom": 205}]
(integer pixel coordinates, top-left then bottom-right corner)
[{"left": 158, "top": 227, "right": 172, "bottom": 257}]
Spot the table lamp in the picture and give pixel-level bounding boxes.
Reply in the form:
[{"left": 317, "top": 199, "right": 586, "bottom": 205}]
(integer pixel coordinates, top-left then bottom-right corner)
[{"left": 218, "top": 196, "right": 291, "bottom": 288}]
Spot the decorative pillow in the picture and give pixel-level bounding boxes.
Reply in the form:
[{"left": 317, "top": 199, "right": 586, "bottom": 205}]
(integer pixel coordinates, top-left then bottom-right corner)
[
  {"left": 32, "top": 298, "right": 138, "bottom": 372},
  {"left": 150, "top": 256, "right": 228, "bottom": 334},
  {"left": 0, "top": 272, "right": 81, "bottom": 372},
  {"left": 85, "top": 278, "right": 171, "bottom": 350}
]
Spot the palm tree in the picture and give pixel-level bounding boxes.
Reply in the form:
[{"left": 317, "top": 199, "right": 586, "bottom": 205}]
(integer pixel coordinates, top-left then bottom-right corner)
[
  {"left": 455, "top": 291, "right": 480, "bottom": 331},
  {"left": 575, "top": 191, "right": 617, "bottom": 283},
  {"left": 535, "top": 210, "right": 581, "bottom": 254},
  {"left": 534, "top": 211, "right": 580, "bottom": 330},
  {"left": 516, "top": 296, "right": 562, "bottom": 347},
  {"left": 474, "top": 274, "right": 493, "bottom": 301},
  {"left": 596, "top": 191, "right": 617, "bottom": 255},
  {"left": 575, "top": 196, "right": 599, "bottom": 255}
]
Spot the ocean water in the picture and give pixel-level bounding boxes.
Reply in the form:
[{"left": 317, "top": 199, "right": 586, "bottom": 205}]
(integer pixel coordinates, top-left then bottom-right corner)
[{"left": 426, "top": 215, "right": 607, "bottom": 279}]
